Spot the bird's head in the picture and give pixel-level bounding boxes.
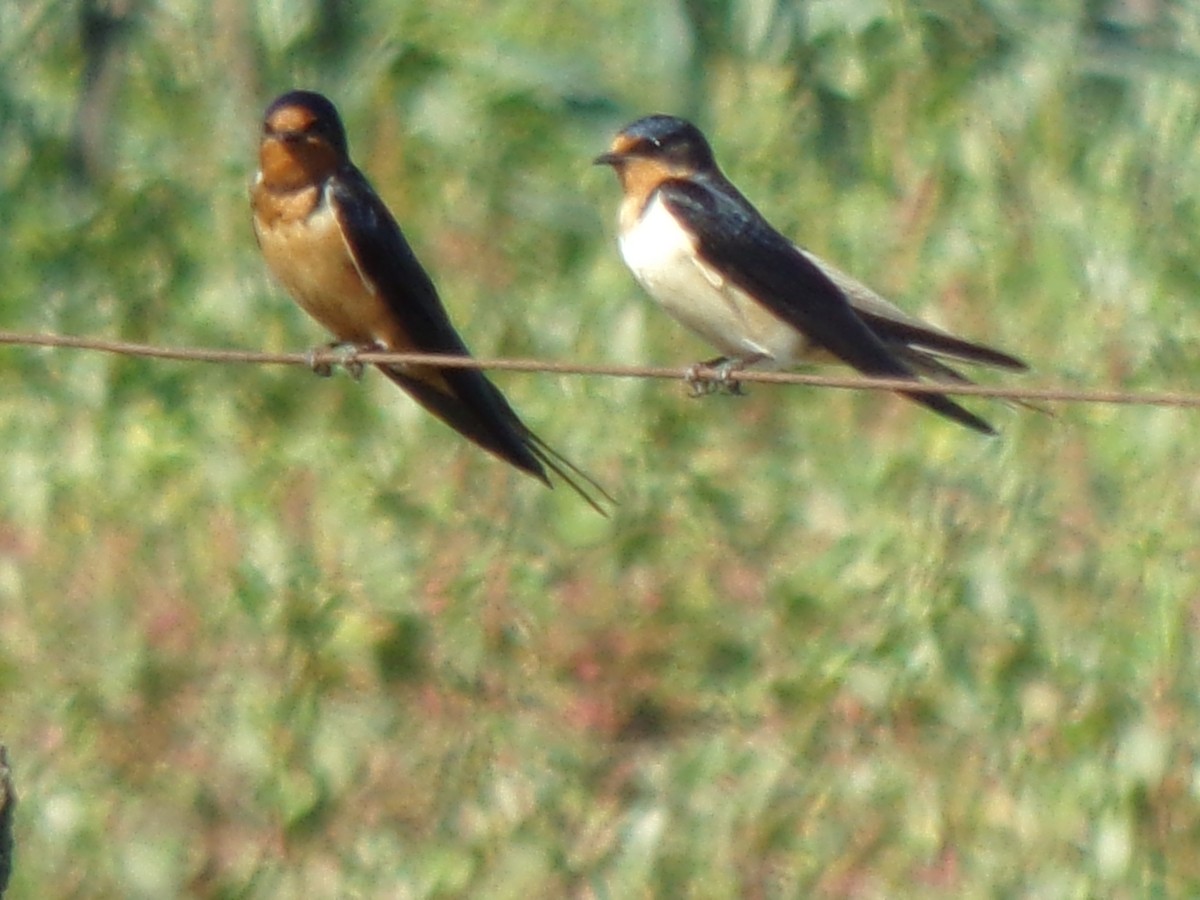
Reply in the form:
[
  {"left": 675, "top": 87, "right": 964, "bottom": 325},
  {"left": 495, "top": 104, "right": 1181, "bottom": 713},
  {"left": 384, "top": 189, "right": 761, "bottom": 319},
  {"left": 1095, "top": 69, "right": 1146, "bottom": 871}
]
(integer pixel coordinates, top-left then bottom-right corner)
[
  {"left": 593, "top": 115, "right": 717, "bottom": 186},
  {"left": 258, "top": 90, "right": 349, "bottom": 191}
]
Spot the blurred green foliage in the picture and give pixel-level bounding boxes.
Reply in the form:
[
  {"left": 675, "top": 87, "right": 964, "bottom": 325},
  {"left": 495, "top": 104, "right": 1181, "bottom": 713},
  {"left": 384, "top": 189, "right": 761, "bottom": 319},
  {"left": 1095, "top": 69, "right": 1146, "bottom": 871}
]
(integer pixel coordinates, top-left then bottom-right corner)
[{"left": 3, "top": 0, "right": 1200, "bottom": 895}]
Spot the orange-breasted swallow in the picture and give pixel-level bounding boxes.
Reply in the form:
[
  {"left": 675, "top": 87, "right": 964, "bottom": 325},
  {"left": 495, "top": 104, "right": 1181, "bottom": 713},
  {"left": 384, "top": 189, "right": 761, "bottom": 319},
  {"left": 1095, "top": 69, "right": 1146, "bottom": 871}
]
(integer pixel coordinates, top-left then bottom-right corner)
[
  {"left": 252, "top": 90, "right": 610, "bottom": 512},
  {"left": 594, "top": 114, "right": 1028, "bottom": 435}
]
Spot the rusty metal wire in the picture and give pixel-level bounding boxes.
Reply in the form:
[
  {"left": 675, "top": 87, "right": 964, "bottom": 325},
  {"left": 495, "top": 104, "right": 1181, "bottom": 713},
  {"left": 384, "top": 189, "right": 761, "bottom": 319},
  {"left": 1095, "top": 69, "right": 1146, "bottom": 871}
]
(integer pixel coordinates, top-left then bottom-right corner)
[{"left": 1, "top": 330, "right": 1197, "bottom": 408}]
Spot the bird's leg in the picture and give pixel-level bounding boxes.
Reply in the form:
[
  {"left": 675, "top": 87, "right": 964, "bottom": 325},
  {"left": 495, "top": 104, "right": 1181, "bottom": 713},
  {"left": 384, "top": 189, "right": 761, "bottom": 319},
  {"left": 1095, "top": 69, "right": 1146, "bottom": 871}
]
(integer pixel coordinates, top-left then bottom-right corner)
[
  {"left": 713, "top": 358, "right": 748, "bottom": 395},
  {"left": 306, "top": 341, "right": 369, "bottom": 381},
  {"left": 686, "top": 355, "right": 764, "bottom": 396},
  {"left": 306, "top": 345, "right": 334, "bottom": 378},
  {"left": 685, "top": 356, "right": 730, "bottom": 396}
]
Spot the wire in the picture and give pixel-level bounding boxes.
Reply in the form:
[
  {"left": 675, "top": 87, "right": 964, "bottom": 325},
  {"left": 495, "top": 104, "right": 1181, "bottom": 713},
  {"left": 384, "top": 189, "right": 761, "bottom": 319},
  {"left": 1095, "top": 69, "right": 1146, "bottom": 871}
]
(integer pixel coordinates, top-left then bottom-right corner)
[{"left": 1, "top": 329, "right": 1197, "bottom": 408}]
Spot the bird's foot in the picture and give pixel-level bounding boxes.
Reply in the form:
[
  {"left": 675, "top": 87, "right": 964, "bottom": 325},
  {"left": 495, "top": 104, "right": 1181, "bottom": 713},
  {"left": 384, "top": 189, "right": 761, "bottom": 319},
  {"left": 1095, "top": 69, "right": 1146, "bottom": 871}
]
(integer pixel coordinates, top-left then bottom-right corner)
[
  {"left": 685, "top": 357, "right": 745, "bottom": 397},
  {"left": 306, "top": 341, "right": 369, "bottom": 381}
]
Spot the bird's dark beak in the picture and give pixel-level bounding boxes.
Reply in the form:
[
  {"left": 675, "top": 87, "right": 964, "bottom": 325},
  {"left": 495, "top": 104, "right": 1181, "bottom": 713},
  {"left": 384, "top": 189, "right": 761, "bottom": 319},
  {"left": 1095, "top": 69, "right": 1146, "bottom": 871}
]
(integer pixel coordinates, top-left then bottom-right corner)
[{"left": 593, "top": 151, "right": 623, "bottom": 167}]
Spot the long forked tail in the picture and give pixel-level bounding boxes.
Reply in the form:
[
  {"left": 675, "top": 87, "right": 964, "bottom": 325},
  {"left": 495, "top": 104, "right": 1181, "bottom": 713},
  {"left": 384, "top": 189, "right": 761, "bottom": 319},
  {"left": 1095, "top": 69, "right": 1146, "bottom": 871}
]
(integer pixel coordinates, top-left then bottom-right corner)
[
  {"left": 895, "top": 347, "right": 1050, "bottom": 417},
  {"left": 901, "top": 387, "right": 997, "bottom": 436},
  {"left": 524, "top": 431, "right": 615, "bottom": 517},
  {"left": 379, "top": 363, "right": 614, "bottom": 515}
]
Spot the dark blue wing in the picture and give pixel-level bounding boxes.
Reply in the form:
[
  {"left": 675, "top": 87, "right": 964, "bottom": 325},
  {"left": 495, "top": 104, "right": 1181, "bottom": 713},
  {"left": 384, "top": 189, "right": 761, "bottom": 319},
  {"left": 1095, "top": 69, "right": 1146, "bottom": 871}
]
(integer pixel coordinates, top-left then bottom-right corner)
[
  {"left": 656, "top": 176, "right": 997, "bottom": 434},
  {"left": 329, "top": 167, "right": 611, "bottom": 512},
  {"left": 329, "top": 167, "right": 548, "bottom": 476}
]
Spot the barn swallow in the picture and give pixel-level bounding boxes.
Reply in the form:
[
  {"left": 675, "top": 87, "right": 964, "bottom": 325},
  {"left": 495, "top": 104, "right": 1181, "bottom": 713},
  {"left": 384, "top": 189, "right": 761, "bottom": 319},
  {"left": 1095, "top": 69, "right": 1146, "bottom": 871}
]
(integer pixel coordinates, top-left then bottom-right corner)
[
  {"left": 594, "top": 114, "right": 1028, "bottom": 435},
  {"left": 252, "top": 90, "right": 610, "bottom": 512}
]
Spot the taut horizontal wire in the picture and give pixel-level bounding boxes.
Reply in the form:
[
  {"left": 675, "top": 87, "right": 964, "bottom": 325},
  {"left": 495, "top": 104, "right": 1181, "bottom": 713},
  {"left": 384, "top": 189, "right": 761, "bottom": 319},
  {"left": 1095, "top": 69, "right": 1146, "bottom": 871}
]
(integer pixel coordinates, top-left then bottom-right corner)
[{"left": 1, "top": 329, "right": 1198, "bottom": 408}]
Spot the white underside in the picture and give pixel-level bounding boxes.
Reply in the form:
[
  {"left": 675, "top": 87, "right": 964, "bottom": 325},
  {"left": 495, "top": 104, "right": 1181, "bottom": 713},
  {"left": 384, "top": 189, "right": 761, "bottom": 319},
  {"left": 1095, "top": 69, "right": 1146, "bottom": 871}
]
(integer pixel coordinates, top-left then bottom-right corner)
[{"left": 618, "top": 195, "right": 808, "bottom": 368}]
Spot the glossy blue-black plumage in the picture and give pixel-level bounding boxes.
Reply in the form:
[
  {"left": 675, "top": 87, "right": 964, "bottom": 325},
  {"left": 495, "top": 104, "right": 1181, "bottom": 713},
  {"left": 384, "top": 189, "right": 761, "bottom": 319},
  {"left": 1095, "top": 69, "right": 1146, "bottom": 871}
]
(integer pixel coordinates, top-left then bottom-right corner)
[{"left": 600, "top": 114, "right": 1027, "bottom": 435}]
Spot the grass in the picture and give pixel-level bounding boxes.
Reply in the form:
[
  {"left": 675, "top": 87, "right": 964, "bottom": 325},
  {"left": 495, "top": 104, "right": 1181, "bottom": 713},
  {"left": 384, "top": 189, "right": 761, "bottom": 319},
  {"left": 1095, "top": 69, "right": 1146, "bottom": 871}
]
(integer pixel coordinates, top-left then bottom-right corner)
[{"left": 3, "top": 1, "right": 1200, "bottom": 896}]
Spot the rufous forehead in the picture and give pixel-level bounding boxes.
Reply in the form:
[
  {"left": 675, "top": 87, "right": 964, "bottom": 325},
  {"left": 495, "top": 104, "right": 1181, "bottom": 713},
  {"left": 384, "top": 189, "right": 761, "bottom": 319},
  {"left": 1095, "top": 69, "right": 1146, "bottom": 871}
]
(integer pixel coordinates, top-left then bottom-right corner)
[
  {"left": 265, "top": 103, "right": 321, "bottom": 134},
  {"left": 610, "top": 132, "right": 645, "bottom": 155}
]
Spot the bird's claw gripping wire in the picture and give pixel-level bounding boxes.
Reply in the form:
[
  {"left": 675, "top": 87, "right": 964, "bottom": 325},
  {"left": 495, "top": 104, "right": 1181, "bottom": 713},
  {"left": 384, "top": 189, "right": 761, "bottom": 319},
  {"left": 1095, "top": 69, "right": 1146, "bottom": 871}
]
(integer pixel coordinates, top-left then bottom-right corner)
[
  {"left": 685, "top": 357, "right": 747, "bottom": 397},
  {"left": 307, "top": 341, "right": 368, "bottom": 381}
]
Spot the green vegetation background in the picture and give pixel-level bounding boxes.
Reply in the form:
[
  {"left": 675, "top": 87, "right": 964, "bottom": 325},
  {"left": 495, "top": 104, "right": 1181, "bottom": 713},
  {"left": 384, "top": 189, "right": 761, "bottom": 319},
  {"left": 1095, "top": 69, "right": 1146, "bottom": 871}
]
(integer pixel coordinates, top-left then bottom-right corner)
[{"left": 3, "top": 0, "right": 1200, "bottom": 896}]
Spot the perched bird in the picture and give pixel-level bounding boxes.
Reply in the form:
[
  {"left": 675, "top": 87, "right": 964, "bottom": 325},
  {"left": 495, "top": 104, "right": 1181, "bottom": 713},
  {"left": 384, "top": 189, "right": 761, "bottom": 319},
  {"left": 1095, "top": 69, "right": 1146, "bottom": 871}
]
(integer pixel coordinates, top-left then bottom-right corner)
[
  {"left": 594, "top": 114, "right": 1027, "bottom": 435},
  {"left": 252, "top": 90, "right": 609, "bottom": 512}
]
